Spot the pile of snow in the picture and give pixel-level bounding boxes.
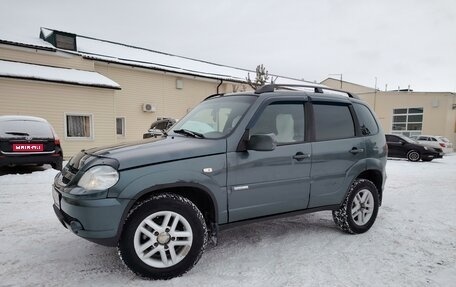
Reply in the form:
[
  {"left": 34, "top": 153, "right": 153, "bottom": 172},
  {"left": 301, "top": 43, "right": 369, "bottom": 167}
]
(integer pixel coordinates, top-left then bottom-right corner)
[{"left": 0, "top": 156, "right": 455, "bottom": 286}]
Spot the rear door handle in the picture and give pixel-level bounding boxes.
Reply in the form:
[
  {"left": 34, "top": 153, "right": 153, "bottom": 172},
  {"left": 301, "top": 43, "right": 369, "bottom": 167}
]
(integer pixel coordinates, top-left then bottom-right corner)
[
  {"left": 293, "top": 152, "right": 310, "bottom": 161},
  {"left": 350, "top": 147, "right": 365, "bottom": 154}
]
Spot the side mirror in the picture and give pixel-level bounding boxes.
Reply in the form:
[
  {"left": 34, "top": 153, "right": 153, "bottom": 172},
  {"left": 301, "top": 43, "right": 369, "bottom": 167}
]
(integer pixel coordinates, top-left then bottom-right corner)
[{"left": 247, "top": 134, "right": 277, "bottom": 151}]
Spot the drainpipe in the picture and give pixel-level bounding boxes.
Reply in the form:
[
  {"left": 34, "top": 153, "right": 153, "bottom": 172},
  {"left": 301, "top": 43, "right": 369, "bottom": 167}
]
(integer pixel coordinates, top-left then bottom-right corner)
[{"left": 216, "top": 79, "right": 223, "bottom": 94}]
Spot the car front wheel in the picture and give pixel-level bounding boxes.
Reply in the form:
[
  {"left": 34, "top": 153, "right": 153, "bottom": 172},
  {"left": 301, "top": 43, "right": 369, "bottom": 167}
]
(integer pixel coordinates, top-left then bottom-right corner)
[
  {"left": 118, "top": 193, "right": 208, "bottom": 280},
  {"left": 332, "top": 179, "right": 379, "bottom": 234},
  {"left": 407, "top": 150, "right": 421, "bottom": 162}
]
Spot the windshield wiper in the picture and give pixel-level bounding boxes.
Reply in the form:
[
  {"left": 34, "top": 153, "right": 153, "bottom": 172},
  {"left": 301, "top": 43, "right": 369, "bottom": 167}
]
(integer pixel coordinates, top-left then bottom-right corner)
[
  {"left": 5, "top": 131, "right": 30, "bottom": 136},
  {"left": 173, "top": 129, "right": 205, "bottom": 139}
]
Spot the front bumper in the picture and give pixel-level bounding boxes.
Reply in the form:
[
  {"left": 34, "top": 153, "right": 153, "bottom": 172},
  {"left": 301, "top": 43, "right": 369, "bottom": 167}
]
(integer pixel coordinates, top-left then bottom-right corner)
[
  {"left": 422, "top": 151, "right": 443, "bottom": 160},
  {"left": 52, "top": 185, "right": 131, "bottom": 246}
]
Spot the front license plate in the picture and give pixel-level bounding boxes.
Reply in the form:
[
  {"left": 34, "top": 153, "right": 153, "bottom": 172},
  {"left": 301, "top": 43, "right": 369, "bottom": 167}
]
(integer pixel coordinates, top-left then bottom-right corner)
[
  {"left": 52, "top": 189, "right": 61, "bottom": 208},
  {"left": 13, "top": 143, "right": 44, "bottom": 152}
]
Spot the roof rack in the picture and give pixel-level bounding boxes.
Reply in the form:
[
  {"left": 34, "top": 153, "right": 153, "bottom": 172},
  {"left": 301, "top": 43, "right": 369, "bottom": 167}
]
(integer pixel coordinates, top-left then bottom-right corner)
[{"left": 254, "top": 84, "right": 359, "bottom": 99}]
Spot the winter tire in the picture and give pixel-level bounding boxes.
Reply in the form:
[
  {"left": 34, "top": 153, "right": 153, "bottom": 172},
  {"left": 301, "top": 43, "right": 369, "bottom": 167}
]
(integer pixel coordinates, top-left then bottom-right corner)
[
  {"left": 118, "top": 193, "right": 208, "bottom": 280},
  {"left": 407, "top": 150, "right": 421, "bottom": 162},
  {"left": 332, "top": 179, "right": 379, "bottom": 234}
]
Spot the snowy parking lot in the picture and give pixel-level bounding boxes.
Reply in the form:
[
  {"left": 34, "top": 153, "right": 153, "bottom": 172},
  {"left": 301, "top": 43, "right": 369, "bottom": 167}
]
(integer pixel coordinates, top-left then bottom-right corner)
[{"left": 1, "top": 155, "right": 455, "bottom": 287}]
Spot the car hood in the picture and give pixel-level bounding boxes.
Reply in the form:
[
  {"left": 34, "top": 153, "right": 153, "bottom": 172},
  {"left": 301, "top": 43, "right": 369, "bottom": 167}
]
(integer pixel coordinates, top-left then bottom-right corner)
[{"left": 83, "top": 136, "right": 226, "bottom": 170}]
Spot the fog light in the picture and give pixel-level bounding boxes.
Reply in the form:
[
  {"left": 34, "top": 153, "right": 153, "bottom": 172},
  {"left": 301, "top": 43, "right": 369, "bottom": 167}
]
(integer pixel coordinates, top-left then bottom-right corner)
[{"left": 70, "top": 220, "right": 83, "bottom": 234}]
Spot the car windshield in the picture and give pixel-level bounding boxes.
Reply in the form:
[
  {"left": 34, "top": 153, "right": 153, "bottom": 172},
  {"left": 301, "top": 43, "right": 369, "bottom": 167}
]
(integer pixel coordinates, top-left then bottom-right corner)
[
  {"left": 0, "top": 120, "right": 53, "bottom": 138},
  {"left": 171, "top": 95, "right": 256, "bottom": 139}
]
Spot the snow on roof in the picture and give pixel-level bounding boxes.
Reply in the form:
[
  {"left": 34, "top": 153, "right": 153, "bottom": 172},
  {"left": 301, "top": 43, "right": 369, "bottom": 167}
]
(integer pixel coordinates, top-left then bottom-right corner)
[
  {"left": 74, "top": 35, "right": 319, "bottom": 86},
  {"left": 0, "top": 60, "right": 121, "bottom": 89},
  {"left": 35, "top": 27, "right": 318, "bottom": 86},
  {"left": 0, "top": 115, "right": 48, "bottom": 122},
  {"left": 0, "top": 32, "right": 56, "bottom": 51},
  {"left": 1, "top": 28, "right": 324, "bottom": 87}
]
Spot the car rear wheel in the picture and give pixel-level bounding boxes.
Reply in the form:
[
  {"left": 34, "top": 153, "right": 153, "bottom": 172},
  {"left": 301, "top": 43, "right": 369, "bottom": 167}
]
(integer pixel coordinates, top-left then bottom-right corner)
[
  {"left": 332, "top": 179, "right": 379, "bottom": 234},
  {"left": 407, "top": 150, "right": 420, "bottom": 162},
  {"left": 118, "top": 193, "right": 208, "bottom": 280}
]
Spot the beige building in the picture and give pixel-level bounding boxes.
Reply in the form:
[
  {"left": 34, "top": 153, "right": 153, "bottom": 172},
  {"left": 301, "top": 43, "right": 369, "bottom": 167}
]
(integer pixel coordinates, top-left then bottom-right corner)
[
  {"left": 3, "top": 28, "right": 453, "bottom": 158},
  {"left": 322, "top": 78, "right": 456, "bottom": 145},
  {"left": 0, "top": 28, "right": 308, "bottom": 158}
]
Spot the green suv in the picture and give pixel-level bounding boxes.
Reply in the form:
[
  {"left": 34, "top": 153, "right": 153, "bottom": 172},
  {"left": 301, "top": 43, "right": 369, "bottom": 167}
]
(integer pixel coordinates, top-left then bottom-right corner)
[{"left": 52, "top": 84, "right": 387, "bottom": 279}]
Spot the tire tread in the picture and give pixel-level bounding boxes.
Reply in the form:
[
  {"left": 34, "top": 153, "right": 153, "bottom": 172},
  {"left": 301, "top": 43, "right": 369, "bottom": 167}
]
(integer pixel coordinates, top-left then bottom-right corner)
[{"left": 332, "top": 179, "right": 379, "bottom": 234}]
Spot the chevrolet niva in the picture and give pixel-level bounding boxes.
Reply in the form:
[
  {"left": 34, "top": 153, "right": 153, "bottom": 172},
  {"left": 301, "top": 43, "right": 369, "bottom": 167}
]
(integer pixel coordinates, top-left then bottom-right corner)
[{"left": 53, "top": 84, "right": 387, "bottom": 279}]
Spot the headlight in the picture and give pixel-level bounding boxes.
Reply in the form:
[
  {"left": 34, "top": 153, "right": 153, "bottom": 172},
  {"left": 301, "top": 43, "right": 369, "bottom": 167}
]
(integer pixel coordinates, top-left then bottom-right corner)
[
  {"left": 78, "top": 165, "right": 119, "bottom": 190},
  {"left": 424, "top": 146, "right": 428, "bottom": 150}
]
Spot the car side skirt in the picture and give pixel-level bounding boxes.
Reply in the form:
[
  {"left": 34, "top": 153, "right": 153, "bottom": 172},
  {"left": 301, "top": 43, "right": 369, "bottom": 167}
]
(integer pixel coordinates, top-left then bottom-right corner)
[{"left": 219, "top": 204, "right": 340, "bottom": 231}]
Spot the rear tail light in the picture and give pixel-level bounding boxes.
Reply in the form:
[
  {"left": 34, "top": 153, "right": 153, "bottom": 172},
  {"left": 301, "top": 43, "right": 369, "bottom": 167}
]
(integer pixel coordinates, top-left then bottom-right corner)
[
  {"left": 439, "top": 143, "right": 446, "bottom": 148},
  {"left": 51, "top": 126, "right": 61, "bottom": 146}
]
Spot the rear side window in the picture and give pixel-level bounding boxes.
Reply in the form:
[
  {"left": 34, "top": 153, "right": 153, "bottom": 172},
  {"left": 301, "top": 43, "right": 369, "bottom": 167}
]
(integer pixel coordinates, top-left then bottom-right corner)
[
  {"left": 353, "top": 103, "right": 379, "bottom": 136},
  {"left": 386, "top": 135, "right": 400, "bottom": 142},
  {"left": 0, "top": 120, "right": 53, "bottom": 138},
  {"left": 313, "top": 103, "right": 355, "bottom": 141}
]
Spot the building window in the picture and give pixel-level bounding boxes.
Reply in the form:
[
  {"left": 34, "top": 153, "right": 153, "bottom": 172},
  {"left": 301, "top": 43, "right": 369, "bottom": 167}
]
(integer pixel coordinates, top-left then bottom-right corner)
[
  {"left": 116, "top": 117, "right": 125, "bottom": 136},
  {"left": 66, "top": 114, "right": 92, "bottom": 139},
  {"left": 392, "top": 107, "right": 423, "bottom": 137}
]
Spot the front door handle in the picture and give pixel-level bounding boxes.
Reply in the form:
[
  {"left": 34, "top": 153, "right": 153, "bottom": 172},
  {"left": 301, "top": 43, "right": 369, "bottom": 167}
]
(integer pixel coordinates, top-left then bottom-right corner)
[
  {"left": 350, "top": 147, "right": 365, "bottom": 154},
  {"left": 293, "top": 152, "right": 311, "bottom": 161}
]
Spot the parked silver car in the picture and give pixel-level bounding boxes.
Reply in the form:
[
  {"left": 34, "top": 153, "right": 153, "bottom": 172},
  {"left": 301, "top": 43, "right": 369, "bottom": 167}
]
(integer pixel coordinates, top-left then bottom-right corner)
[{"left": 414, "top": 135, "right": 453, "bottom": 154}]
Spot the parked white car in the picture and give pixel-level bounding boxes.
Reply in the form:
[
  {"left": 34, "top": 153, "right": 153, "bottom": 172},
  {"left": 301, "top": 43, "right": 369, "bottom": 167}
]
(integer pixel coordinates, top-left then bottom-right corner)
[{"left": 415, "top": 135, "right": 453, "bottom": 154}]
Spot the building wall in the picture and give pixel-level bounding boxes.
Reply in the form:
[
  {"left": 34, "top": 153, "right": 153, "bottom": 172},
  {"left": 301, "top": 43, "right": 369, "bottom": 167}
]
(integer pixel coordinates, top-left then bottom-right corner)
[
  {"left": 0, "top": 44, "right": 243, "bottom": 158},
  {"left": 0, "top": 78, "right": 116, "bottom": 158},
  {"left": 374, "top": 92, "right": 452, "bottom": 136},
  {"left": 0, "top": 44, "right": 94, "bottom": 70},
  {"left": 94, "top": 62, "right": 233, "bottom": 142}
]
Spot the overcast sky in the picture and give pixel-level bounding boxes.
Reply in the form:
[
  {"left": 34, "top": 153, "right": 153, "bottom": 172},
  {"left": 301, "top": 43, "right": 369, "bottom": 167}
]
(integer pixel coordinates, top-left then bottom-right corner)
[{"left": 1, "top": 0, "right": 455, "bottom": 92}]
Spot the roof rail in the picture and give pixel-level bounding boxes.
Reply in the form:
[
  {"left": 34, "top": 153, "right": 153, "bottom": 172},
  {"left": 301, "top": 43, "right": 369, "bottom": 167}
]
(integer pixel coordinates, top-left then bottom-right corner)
[{"left": 254, "top": 84, "right": 359, "bottom": 99}]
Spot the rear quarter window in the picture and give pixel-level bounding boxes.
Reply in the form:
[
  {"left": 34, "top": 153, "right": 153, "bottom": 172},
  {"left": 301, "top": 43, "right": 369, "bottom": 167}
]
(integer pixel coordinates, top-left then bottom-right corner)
[
  {"left": 353, "top": 103, "right": 379, "bottom": 136},
  {"left": 313, "top": 103, "right": 355, "bottom": 141}
]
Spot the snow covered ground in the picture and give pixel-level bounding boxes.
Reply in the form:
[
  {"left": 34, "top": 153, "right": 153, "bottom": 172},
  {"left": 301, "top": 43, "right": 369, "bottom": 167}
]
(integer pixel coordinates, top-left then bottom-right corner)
[{"left": 1, "top": 156, "right": 455, "bottom": 286}]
